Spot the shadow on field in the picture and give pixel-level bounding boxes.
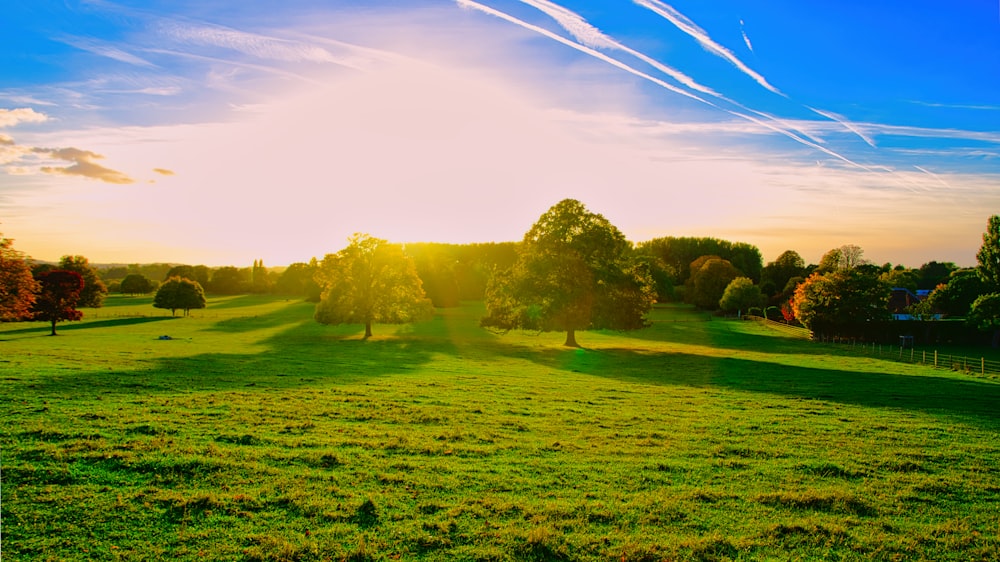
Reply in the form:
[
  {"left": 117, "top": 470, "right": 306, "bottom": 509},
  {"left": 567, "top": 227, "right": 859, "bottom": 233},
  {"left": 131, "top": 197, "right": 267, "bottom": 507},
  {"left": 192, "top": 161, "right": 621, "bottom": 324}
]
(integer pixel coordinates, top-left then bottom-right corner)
[
  {"left": 0, "top": 316, "right": 177, "bottom": 337},
  {"left": 518, "top": 344, "right": 1000, "bottom": 422},
  {"left": 17, "top": 307, "right": 459, "bottom": 397},
  {"left": 58, "top": 317, "right": 179, "bottom": 332}
]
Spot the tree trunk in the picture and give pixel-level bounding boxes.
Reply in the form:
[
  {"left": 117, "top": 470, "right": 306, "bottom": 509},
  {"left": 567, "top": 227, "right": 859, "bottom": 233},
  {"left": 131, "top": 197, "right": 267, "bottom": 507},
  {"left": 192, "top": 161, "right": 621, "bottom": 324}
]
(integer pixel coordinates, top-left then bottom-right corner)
[
  {"left": 50, "top": 319, "right": 58, "bottom": 336},
  {"left": 364, "top": 321, "right": 373, "bottom": 339},
  {"left": 563, "top": 329, "right": 579, "bottom": 348}
]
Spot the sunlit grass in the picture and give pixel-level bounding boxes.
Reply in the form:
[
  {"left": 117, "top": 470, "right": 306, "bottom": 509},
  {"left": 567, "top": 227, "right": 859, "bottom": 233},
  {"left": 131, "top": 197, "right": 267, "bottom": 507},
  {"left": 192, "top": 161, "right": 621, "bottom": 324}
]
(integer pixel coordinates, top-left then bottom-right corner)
[{"left": 2, "top": 297, "right": 998, "bottom": 560}]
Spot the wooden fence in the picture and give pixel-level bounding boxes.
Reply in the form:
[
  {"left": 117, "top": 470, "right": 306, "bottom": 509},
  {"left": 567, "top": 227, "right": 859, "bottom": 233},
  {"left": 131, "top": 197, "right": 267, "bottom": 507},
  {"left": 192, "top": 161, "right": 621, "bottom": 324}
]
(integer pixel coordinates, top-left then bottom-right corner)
[{"left": 747, "top": 315, "right": 1000, "bottom": 378}]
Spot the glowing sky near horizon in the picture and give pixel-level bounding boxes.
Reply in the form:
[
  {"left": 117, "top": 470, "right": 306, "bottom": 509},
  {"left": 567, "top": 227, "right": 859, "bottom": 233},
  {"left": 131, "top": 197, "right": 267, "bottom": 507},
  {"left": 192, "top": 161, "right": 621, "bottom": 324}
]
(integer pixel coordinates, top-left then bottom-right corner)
[{"left": 1, "top": 0, "right": 998, "bottom": 267}]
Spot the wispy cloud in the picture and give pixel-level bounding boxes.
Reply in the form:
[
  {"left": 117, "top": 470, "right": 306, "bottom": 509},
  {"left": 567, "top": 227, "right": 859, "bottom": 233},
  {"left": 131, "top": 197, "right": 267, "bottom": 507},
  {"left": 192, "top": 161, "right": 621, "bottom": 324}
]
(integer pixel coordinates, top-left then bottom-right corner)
[
  {"left": 156, "top": 21, "right": 369, "bottom": 70},
  {"left": 153, "top": 168, "right": 175, "bottom": 176},
  {"left": 1, "top": 107, "right": 135, "bottom": 184},
  {"left": 58, "top": 36, "right": 157, "bottom": 68},
  {"left": 633, "top": 0, "right": 781, "bottom": 95},
  {"left": 33, "top": 147, "right": 135, "bottom": 184}
]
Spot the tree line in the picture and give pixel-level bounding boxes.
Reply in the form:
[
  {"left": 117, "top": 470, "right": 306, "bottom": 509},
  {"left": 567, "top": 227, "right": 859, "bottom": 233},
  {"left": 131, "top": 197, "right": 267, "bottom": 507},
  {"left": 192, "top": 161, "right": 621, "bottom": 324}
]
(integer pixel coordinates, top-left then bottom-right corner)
[{"left": 4, "top": 201, "right": 1000, "bottom": 344}]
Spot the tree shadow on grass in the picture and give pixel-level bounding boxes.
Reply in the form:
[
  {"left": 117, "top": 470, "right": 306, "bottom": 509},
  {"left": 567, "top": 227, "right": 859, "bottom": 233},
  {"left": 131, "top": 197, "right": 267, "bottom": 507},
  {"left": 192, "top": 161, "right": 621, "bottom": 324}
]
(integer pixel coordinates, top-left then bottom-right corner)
[
  {"left": 0, "top": 316, "right": 178, "bottom": 337},
  {"left": 516, "top": 345, "right": 1000, "bottom": 424},
  {"left": 15, "top": 311, "right": 458, "bottom": 397}
]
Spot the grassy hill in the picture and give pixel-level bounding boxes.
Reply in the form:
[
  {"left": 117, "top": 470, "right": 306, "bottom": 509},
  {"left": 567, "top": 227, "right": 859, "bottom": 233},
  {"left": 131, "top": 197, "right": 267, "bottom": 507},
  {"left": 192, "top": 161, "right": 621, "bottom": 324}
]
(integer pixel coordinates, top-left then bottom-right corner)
[{"left": 2, "top": 296, "right": 998, "bottom": 560}]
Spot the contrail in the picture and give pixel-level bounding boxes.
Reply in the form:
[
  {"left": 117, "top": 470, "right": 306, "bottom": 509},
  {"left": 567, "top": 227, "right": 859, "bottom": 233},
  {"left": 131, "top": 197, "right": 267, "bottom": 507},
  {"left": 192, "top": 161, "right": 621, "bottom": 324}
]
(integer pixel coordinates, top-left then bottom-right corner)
[
  {"left": 457, "top": 0, "right": 713, "bottom": 105},
  {"left": 739, "top": 19, "right": 754, "bottom": 53},
  {"left": 458, "top": 0, "right": 869, "bottom": 169},
  {"left": 515, "top": 0, "right": 719, "bottom": 96},
  {"left": 634, "top": 0, "right": 782, "bottom": 95},
  {"left": 808, "top": 106, "right": 878, "bottom": 148}
]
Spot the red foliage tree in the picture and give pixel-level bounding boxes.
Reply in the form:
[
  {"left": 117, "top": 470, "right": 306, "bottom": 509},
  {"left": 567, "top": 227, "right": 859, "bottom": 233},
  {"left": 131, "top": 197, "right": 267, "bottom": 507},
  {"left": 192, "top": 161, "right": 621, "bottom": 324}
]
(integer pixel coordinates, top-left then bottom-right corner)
[
  {"left": 0, "top": 235, "right": 40, "bottom": 321},
  {"left": 32, "top": 270, "right": 84, "bottom": 335}
]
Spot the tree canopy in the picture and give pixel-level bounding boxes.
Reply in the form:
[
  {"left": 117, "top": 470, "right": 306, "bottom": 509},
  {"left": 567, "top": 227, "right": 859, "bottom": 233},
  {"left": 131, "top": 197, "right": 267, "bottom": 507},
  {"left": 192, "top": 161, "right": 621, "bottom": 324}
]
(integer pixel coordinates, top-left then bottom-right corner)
[
  {"left": 687, "top": 257, "right": 742, "bottom": 310},
  {"left": 637, "top": 236, "right": 762, "bottom": 286},
  {"left": 0, "top": 235, "right": 40, "bottom": 321},
  {"left": 154, "top": 276, "right": 207, "bottom": 316},
  {"left": 314, "top": 233, "right": 434, "bottom": 338},
  {"left": 976, "top": 215, "right": 1000, "bottom": 291},
  {"left": 481, "top": 199, "right": 654, "bottom": 347},
  {"left": 791, "top": 269, "right": 890, "bottom": 335},
  {"left": 719, "top": 277, "right": 764, "bottom": 317},
  {"left": 120, "top": 273, "right": 154, "bottom": 295},
  {"left": 31, "top": 269, "right": 84, "bottom": 335},
  {"left": 56, "top": 255, "right": 107, "bottom": 308},
  {"left": 762, "top": 250, "right": 806, "bottom": 297}
]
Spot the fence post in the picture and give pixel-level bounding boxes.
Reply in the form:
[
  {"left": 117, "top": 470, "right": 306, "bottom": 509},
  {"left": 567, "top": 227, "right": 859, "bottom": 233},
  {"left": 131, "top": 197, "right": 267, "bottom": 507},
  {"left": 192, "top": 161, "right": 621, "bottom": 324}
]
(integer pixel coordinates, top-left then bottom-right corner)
[
  {"left": 983, "top": 357, "right": 986, "bottom": 376},
  {"left": 934, "top": 351, "right": 938, "bottom": 367},
  {"left": 910, "top": 348, "right": 914, "bottom": 362}
]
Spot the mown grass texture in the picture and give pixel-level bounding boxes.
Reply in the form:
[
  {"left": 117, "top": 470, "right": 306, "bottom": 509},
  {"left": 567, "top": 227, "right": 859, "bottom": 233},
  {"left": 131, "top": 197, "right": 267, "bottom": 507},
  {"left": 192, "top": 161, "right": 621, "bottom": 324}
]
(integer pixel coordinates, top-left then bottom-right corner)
[{"left": 2, "top": 295, "right": 999, "bottom": 561}]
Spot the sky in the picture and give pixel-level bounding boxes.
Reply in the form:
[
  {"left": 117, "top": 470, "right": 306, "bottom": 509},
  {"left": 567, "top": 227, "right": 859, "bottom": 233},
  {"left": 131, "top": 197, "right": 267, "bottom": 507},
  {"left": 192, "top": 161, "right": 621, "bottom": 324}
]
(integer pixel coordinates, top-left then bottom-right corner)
[{"left": 1, "top": 0, "right": 998, "bottom": 268}]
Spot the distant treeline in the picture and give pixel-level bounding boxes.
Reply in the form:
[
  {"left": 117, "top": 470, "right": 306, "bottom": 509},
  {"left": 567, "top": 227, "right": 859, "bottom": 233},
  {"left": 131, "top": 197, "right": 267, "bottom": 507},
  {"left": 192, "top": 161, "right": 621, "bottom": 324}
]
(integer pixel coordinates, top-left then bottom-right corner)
[
  {"left": 95, "top": 236, "right": 960, "bottom": 311},
  {"left": 97, "top": 242, "right": 521, "bottom": 306}
]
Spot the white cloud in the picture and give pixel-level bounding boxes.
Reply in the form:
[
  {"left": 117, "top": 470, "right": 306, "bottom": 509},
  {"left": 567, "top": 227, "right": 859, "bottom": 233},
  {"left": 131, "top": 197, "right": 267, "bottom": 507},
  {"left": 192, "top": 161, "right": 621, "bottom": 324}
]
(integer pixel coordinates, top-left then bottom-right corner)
[{"left": 0, "top": 108, "right": 49, "bottom": 128}]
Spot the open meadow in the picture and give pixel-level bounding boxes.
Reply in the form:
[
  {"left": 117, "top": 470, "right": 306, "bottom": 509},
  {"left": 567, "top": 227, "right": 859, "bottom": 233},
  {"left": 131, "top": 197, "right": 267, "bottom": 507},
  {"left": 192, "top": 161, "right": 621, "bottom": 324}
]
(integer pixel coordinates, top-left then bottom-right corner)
[{"left": 2, "top": 296, "right": 999, "bottom": 561}]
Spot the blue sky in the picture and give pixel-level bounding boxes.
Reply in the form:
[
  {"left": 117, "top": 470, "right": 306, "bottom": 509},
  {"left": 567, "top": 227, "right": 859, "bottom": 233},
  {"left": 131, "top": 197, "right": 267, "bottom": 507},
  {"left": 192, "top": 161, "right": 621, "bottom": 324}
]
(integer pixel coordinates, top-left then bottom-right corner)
[{"left": 1, "top": 0, "right": 998, "bottom": 267}]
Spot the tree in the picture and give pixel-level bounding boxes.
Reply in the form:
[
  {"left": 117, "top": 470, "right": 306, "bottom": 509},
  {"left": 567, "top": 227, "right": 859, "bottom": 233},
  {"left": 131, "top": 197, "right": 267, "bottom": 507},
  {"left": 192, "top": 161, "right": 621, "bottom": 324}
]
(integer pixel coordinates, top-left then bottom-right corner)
[
  {"left": 977, "top": 215, "right": 1000, "bottom": 291},
  {"left": 791, "top": 270, "right": 890, "bottom": 335},
  {"left": 119, "top": 273, "right": 154, "bottom": 295},
  {"left": 165, "top": 264, "right": 210, "bottom": 287},
  {"left": 719, "top": 277, "right": 764, "bottom": 317},
  {"left": 816, "top": 245, "right": 869, "bottom": 274},
  {"left": 275, "top": 261, "right": 322, "bottom": 300},
  {"left": 58, "top": 255, "right": 107, "bottom": 308},
  {"left": 481, "top": 199, "right": 654, "bottom": 347},
  {"left": 154, "top": 276, "right": 207, "bottom": 316},
  {"left": 31, "top": 270, "right": 84, "bottom": 335},
  {"left": 0, "top": 235, "right": 40, "bottom": 321},
  {"left": 250, "top": 259, "right": 273, "bottom": 294},
  {"left": 968, "top": 293, "right": 1000, "bottom": 347},
  {"left": 879, "top": 268, "right": 919, "bottom": 292},
  {"left": 637, "top": 236, "right": 762, "bottom": 285},
  {"left": 687, "top": 257, "right": 742, "bottom": 310},
  {"left": 762, "top": 250, "right": 806, "bottom": 297},
  {"left": 916, "top": 261, "right": 958, "bottom": 290},
  {"left": 208, "top": 266, "right": 247, "bottom": 295},
  {"left": 314, "top": 233, "right": 434, "bottom": 338},
  {"left": 920, "top": 269, "right": 986, "bottom": 317}
]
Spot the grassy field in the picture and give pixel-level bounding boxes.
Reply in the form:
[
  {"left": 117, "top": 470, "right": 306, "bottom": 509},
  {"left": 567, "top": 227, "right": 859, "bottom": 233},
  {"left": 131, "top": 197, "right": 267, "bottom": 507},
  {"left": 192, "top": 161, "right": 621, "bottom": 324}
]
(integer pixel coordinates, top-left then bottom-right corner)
[{"left": 2, "top": 295, "right": 999, "bottom": 561}]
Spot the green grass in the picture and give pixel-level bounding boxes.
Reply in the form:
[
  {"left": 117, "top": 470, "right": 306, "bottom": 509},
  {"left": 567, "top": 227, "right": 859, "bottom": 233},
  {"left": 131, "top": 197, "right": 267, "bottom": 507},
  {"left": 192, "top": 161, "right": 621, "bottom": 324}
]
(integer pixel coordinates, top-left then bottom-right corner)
[{"left": 2, "top": 296, "right": 999, "bottom": 561}]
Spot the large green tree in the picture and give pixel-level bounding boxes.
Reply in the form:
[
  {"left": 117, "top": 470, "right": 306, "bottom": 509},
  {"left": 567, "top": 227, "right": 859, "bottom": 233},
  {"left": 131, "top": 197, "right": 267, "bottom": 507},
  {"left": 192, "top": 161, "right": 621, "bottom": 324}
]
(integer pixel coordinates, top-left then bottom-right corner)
[
  {"left": 314, "top": 234, "right": 434, "bottom": 338},
  {"left": 976, "top": 215, "right": 1000, "bottom": 291},
  {"left": 687, "top": 257, "right": 742, "bottom": 310},
  {"left": 154, "top": 277, "right": 207, "bottom": 316},
  {"left": 0, "top": 235, "right": 40, "bottom": 321},
  {"left": 481, "top": 199, "right": 654, "bottom": 347},
  {"left": 57, "top": 255, "right": 107, "bottom": 308}
]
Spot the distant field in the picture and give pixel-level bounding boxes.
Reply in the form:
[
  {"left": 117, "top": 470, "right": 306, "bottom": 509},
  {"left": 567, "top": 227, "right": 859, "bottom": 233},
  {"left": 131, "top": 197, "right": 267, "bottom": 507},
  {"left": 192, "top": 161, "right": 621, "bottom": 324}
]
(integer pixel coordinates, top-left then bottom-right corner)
[{"left": 2, "top": 296, "right": 999, "bottom": 561}]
